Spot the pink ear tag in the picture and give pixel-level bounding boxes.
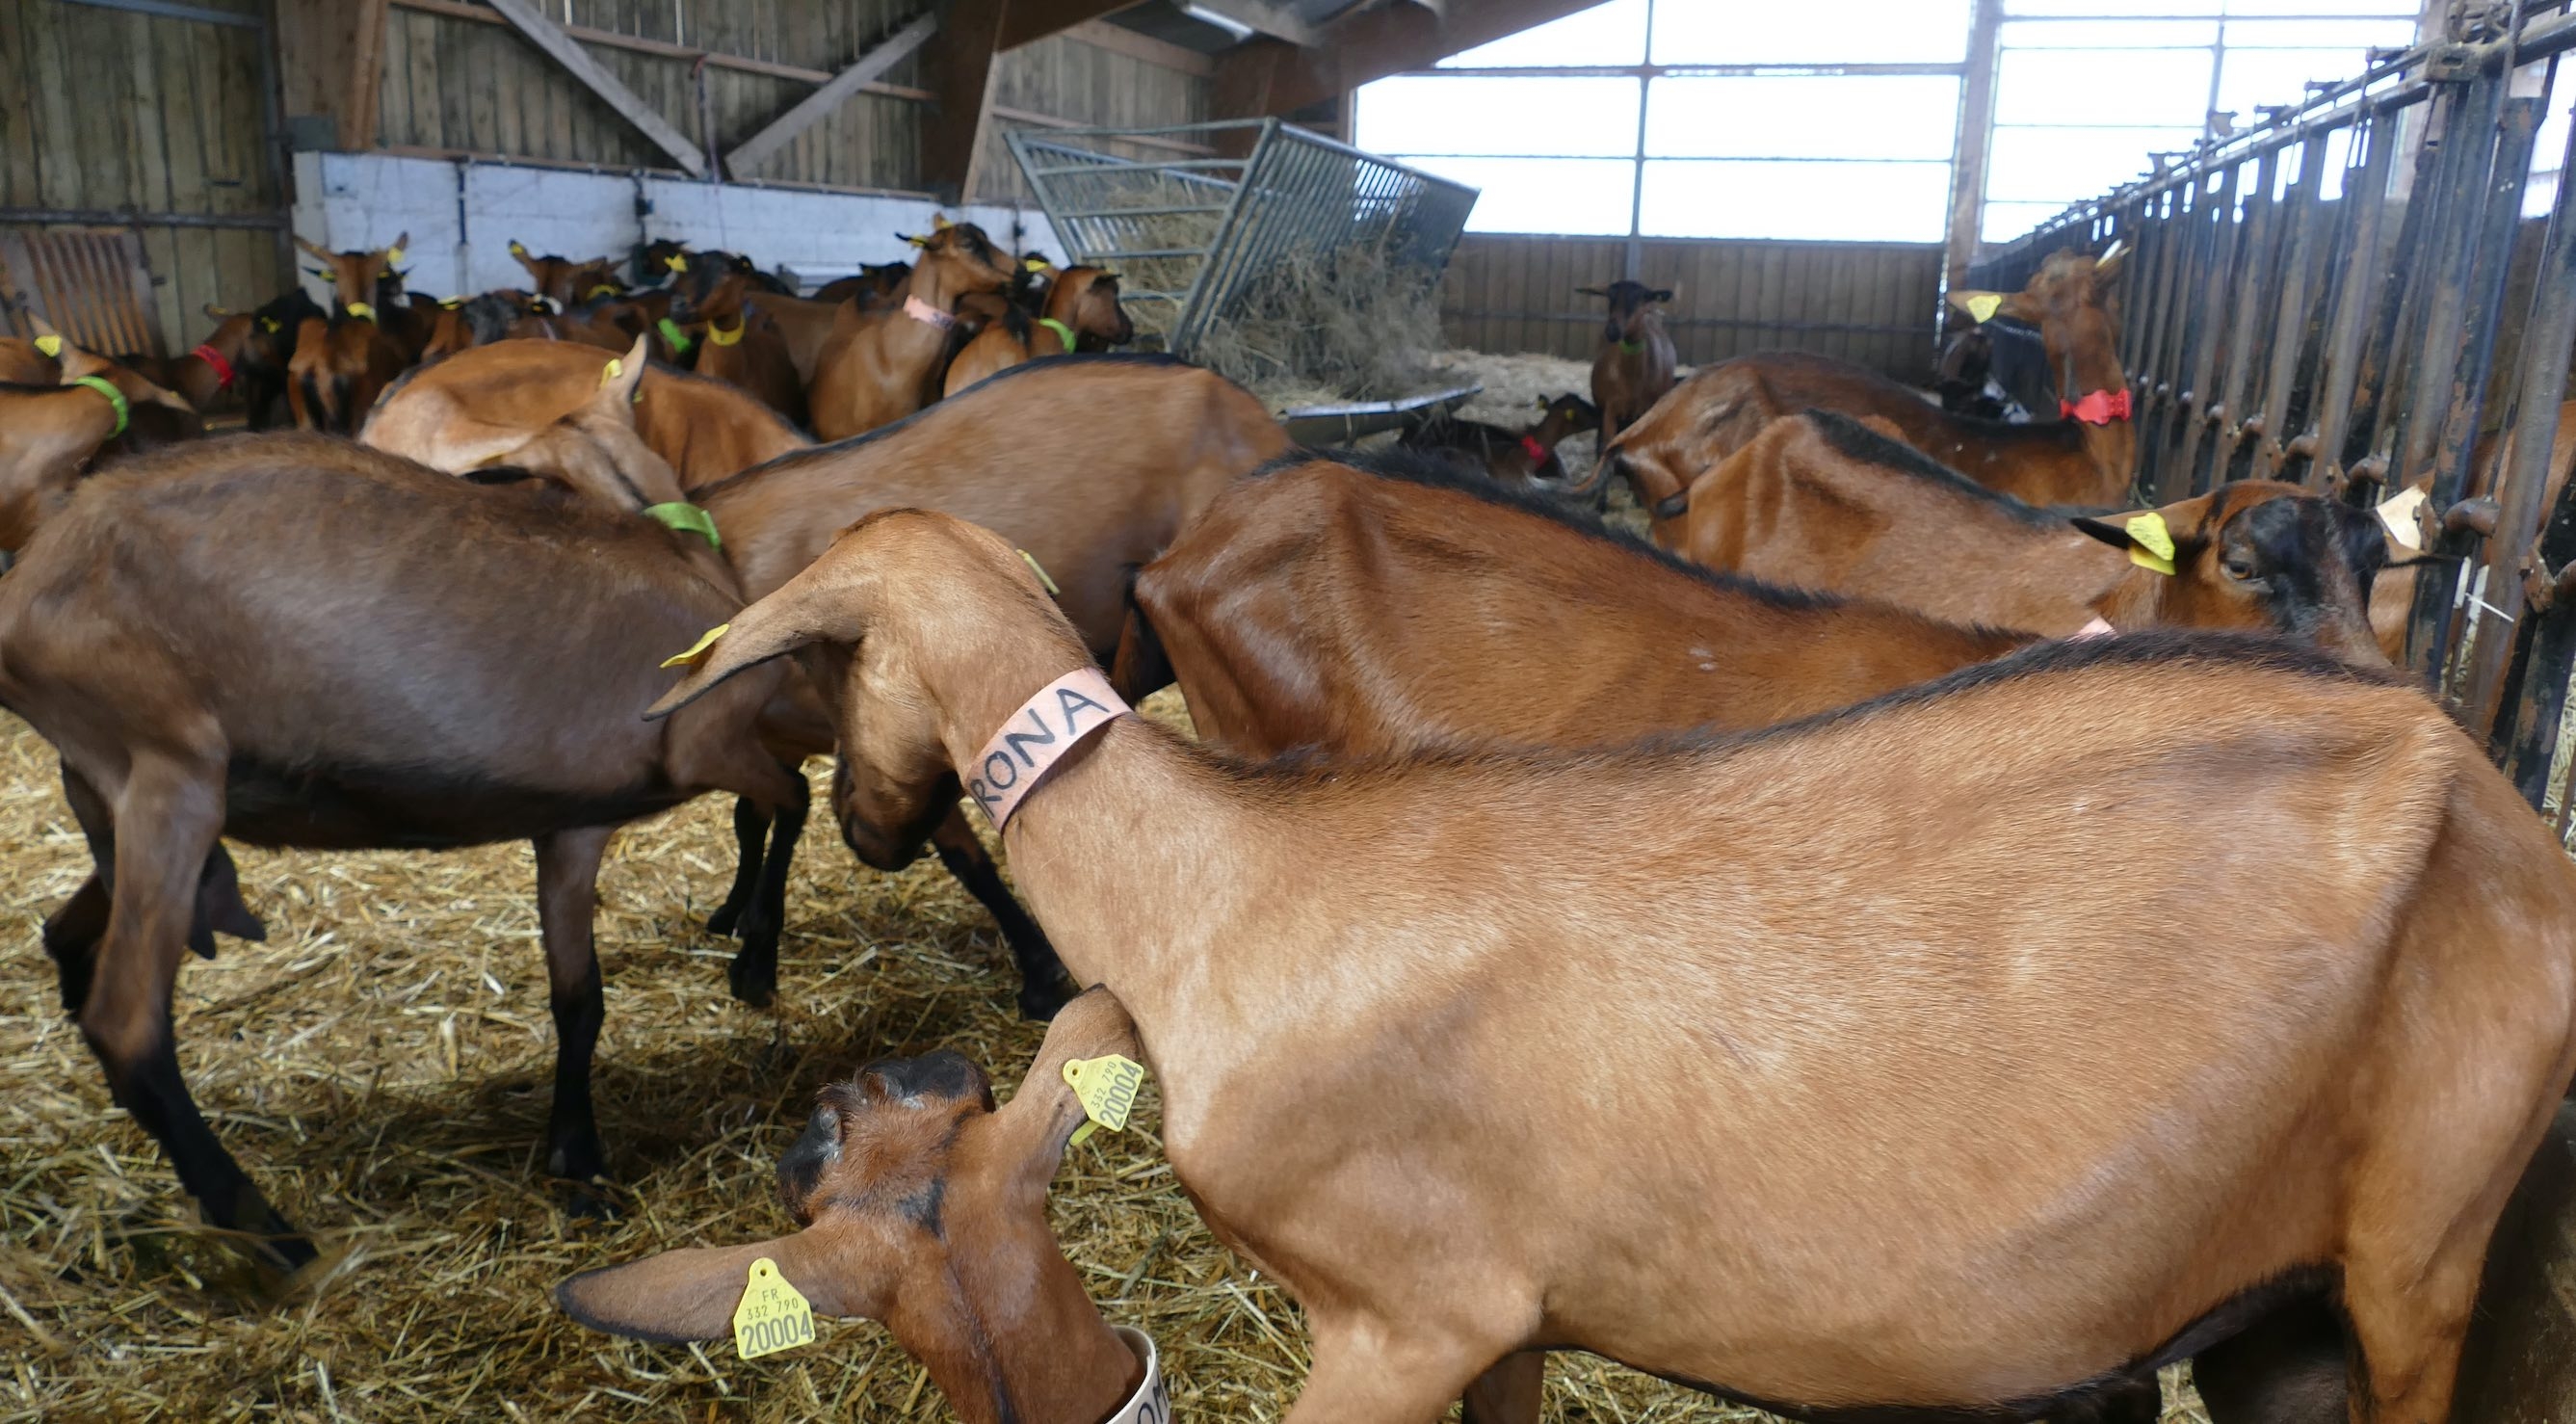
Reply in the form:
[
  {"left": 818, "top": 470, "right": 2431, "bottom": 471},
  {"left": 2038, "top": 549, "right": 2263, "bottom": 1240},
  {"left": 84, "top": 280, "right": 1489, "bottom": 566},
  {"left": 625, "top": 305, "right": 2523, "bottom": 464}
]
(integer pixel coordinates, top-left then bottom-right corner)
[{"left": 966, "top": 669, "right": 1130, "bottom": 831}]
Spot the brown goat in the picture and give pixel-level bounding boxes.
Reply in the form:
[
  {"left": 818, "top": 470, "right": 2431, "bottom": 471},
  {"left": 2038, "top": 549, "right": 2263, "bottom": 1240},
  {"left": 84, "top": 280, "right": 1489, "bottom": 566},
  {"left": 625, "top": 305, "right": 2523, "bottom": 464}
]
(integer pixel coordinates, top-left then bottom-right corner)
[
  {"left": 507, "top": 240, "right": 621, "bottom": 310},
  {"left": 0, "top": 359, "right": 132, "bottom": 550},
  {"left": 809, "top": 222, "right": 1017, "bottom": 439},
  {"left": 672, "top": 275, "right": 806, "bottom": 424},
  {"left": 939, "top": 266, "right": 1135, "bottom": 398},
  {"left": 0, "top": 335, "right": 60, "bottom": 384},
  {"left": 1117, "top": 451, "right": 2030, "bottom": 758},
  {"left": 0, "top": 391, "right": 807, "bottom": 1275},
  {"left": 1396, "top": 392, "right": 1601, "bottom": 486},
  {"left": 809, "top": 260, "right": 914, "bottom": 308},
  {"left": 1582, "top": 279, "right": 1676, "bottom": 458},
  {"left": 558, "top": 989, "right": 1162, "bottom": 1424},
  {"left": 1598, "top": 247, "right": 2137, "bottom": 511},
  {"left": 285, "top": 307, "right": 410, "bottom": 434},
  {"left": 653, "top": 508, "right": 2576, "bottom": 1424},
  {"left": 1665, "top": 410, "right": 2399, "bottom": 656},
  {"left": 361, "top": 338, "right": 806, "bottom": 491}
]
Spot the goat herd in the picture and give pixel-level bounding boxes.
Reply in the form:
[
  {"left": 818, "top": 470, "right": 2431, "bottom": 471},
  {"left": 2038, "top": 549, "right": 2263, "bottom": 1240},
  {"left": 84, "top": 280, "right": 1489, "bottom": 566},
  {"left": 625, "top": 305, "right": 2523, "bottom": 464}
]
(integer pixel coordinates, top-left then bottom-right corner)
[{"left": 0, "top": 221, "right": 2570, "bottom": 1424}]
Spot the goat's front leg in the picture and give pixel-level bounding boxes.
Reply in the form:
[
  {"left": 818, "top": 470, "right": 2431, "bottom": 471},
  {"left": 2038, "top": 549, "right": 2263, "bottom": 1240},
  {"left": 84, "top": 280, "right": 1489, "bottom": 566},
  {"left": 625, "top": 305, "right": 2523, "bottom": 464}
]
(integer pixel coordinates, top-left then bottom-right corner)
[
  {"left": 1460, "top": 1350, "right": 1545, "bottom": 1424},
  {"left": 929, "top": 805, "right": 1074, "bottom": 1020},
  {"left": 1283, "top": 1316, "right": 1499, "bottom": 1424},
  {"left": 535, "top": 827, "right": 615, "bottom": 1187}
]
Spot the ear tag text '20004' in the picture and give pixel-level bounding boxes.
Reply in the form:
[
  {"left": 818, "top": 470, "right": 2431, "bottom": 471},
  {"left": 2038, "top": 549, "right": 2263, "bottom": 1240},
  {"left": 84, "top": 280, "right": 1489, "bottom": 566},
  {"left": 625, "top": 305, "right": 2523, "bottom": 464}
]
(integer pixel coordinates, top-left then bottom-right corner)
[
  {"left": 1063, "top": 1055, "right": 1144, "bottom": 1147},
  {"left": 732, "top": 1257, "right": 814, "bottom": 1359}
]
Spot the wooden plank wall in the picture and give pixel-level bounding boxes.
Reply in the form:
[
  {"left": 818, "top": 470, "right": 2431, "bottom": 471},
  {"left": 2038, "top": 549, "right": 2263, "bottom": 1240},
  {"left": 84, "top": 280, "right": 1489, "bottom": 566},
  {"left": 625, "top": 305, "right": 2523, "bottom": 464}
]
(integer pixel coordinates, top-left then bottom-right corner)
[
  {"left": 0, "top": 0, "right": 285, "bottom": 356},
  {"left": 1441, "top": 234, "right": 1945, "bottom": 382},
  {"left": 376, "top": 3, "right": 1211, "bottom": 201}
]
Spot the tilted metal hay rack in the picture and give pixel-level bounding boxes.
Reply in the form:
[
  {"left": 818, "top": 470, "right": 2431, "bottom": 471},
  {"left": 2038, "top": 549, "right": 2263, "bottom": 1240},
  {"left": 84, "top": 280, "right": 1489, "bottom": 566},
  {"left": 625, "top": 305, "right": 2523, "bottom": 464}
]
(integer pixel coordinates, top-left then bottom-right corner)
[{"left": 1007, "top": 118, "right": 1477, "bottom": 360}]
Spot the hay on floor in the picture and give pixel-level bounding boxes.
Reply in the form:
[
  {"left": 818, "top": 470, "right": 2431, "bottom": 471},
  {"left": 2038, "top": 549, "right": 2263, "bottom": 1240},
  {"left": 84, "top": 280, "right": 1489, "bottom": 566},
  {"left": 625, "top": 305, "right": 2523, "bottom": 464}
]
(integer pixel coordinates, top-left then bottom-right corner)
[{"left": 0, "top": 689, "right": 2211, "bottom": 1421}]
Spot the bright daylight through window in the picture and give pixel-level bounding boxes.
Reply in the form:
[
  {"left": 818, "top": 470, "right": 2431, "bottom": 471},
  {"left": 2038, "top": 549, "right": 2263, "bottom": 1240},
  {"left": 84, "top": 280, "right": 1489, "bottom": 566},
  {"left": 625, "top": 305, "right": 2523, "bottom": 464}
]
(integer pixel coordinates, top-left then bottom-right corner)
[{"left": 1354, "top": 0, "right": 2425, "bottom": 246}]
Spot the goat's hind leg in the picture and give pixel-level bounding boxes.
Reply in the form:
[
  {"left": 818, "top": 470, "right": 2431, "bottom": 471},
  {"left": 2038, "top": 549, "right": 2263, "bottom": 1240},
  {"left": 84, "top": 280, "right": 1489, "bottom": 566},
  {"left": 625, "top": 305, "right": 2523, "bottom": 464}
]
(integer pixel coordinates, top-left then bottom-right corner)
[
  {"left": 535, "top": 827, "right": 615, "bottom": 1193},
  {"left": 723, "top": 768, "right": 806, "bottom": 1009},
  {"left": 1284, "top": 1316, "right": 1500, "bottom": 1424},
  {"left": 704, "top": 796, "right": 766, "bottom": 937},
  {"left": 80, "top": 753, "right": 312, "bottom": 1273}
]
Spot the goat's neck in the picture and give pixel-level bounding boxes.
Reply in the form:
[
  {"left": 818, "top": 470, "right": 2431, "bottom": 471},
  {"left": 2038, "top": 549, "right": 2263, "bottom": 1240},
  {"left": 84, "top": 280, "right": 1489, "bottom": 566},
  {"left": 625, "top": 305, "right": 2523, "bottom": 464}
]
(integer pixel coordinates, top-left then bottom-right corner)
[
  {"left": 2048, "top": 318, "right": 2137, "bottom": 491},
  {"left": 2090, "top": 559, "right": 2169, "bottom": 629}
]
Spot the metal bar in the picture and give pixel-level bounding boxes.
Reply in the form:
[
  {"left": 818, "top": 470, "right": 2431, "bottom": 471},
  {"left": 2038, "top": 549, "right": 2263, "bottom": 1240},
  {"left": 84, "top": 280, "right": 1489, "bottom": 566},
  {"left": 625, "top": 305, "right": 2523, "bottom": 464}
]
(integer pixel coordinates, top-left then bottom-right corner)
[
  {"left": 51, "top": 0, "right": 260, "bottom": 26},
  {"left": 2304, "top": 106, "right": 2397, "bottom": 488},
  {"left": 2169, "top": 161, "right": 2244, "bottom": 499},
  {"left": 1406, "top": 62, "right": 1970, "bottom": 78},
  {"left": 1019, "top": 158, "right": 1253, "bottom": 176},
  {"left": 1384, "top": 152, "right": 1955, "bottom": 165},
  {"left": 2248, "top": 134, "right": 2332, "bottom": 480},
  {"left": 2207, "top": 145, "right": 2284, "bottom": 487},
  {"left": 1437, "top": 310, "right": 1931, "bottom": 335},
  {"left": 2473, "top": 111, "right": 2576, "bottom": 749},
  {"left": 0, "top": 206, "right": 287, "bottom": 230},
  {"left": 1046, "top": 204, "right": 1237, "bottom": 219}
]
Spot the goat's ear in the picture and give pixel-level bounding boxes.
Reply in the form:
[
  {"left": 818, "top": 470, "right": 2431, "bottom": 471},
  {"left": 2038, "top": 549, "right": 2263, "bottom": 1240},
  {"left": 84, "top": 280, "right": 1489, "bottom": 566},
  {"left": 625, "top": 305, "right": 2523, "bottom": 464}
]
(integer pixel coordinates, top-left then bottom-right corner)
[
  {"left": 2072, "top": 494, "right": 2211, "bottom": 570},
  {"left": 591, "top": 334, "right": 651, "bottom": 414},
  {"left": 996, "top": 989, "right": 1141, "bottom": 1195},
  {"left": 1575, "top": 285, "right": 1607, "bottom": 297},
  {"left": 1651, "top": 288, "right": 1674, "bottom": 303},
  {"left": 555, "top": 1230, "right": 865, "bottom": 1342},
  {"left": 294, "top": 234, "right": 335, "bottom": 263},
  {"left": 644, "top": 548, "right": 871, "bottom": 721},
  {"left": 2092, "top": 240, "right": 2130, "bottom": 285}
]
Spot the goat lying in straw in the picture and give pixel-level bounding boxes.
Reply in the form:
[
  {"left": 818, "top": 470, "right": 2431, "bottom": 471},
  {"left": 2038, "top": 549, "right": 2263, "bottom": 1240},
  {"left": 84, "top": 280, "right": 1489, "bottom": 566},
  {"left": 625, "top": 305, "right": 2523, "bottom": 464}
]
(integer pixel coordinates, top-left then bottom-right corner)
[
  {"left": 558, "top": 989, "right": 1164, "bottom": 1424},
  {"left": 652, "top": 508, "right": 2576, "bottom": 1423}
]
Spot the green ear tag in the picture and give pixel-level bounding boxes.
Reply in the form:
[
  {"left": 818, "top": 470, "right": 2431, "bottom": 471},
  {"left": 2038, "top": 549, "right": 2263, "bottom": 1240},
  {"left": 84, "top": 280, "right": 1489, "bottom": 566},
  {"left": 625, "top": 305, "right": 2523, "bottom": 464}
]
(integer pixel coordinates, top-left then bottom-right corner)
[
  {"left": 644, "top": 502, "right": 721, "bottom": 550},
  {"left": 732, "top": 1257, "right": 815, "bottom": 1360}
]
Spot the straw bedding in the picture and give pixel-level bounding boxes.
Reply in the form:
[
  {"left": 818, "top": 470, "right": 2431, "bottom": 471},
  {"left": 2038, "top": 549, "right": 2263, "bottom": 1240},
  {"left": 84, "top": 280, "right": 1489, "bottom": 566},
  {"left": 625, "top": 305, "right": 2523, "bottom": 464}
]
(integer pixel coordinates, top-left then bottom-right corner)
[{"left": 0, "top": 686, "right": 2209, "bottom": 1419}]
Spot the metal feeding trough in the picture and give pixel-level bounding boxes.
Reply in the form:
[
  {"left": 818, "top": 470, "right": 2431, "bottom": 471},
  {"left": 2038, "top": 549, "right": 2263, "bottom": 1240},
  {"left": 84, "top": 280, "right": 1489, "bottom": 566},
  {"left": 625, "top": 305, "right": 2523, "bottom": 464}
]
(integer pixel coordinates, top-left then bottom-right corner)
[
  {"left": 1005, "top": 118, "right": 1477, "bottom": 362},
  {"left": 1277, "top": 383, "right": 1484, "bottom": 446}
]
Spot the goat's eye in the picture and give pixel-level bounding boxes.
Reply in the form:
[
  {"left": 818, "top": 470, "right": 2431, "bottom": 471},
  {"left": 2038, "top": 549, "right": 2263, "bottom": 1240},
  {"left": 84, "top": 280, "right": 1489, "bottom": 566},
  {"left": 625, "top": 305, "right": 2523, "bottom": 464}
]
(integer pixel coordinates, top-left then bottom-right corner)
[{"left": 2222, "top": 556, "right": 2260, "bottom": 581}]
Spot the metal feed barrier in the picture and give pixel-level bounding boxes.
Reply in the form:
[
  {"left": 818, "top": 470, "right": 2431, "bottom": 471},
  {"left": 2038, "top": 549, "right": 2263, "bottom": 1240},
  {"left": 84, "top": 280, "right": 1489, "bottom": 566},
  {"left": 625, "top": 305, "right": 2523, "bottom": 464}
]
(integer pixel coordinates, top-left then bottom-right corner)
[
  {"left": 1006, "top": 118, "right": 1477, "bottom": 360},
  {"left": 1968, "top": 2, "right": 2576, "bottom": 830}
]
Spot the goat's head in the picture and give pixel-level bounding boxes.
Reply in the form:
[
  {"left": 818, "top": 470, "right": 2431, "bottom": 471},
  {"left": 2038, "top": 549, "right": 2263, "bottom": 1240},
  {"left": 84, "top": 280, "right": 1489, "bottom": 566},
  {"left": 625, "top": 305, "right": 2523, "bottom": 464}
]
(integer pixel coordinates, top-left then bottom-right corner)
[
  {"left": 1952, "top": 242, "right": 2127, "bottom": 402},
  {"left": 2073, "top": 479, "right": 2398, "bottom": 661},
  {"left": 297, "top": 232, "right": 408, "bottom": 313},
  {"left": 1578, "top": 279, "right": 1672, "bottom": 346},
  {"left": 1051, "top": 267, "right": 1134, "bottom": 349},
  {"left": 644, "top": 511, "right": 1083, "bottom": 870},
  {"left": 555, "top": 989, "right": 1143, "bottom": 1419},
  {"left": 635, "top": 238, "right": 694, "bottom": 287},
  {"left": 899, "top": 220, "right": 1018, "bottom": 301},
  {"left": 509, "top": 240, "right": 617, "bottom": 307},
  {"left": 470, "top": 336, "right": 688, "bottom": 514},
  {"left": 671, "top": 271, "right": 750, "bottom": 327},
  {"left": 30, "top": 318, "right": 197, "bottom": 416},
  {"left": 1540, "top": 391, "right": 1602, "bottom": 435}
]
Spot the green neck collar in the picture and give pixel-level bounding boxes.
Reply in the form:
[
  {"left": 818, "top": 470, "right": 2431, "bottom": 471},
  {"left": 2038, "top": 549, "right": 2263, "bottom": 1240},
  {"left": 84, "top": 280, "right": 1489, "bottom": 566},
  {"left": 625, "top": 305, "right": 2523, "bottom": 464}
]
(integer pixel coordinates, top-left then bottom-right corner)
[
  {"left": 69, "top": 375, "right": 128, "bottom": 437},
  {"left": 644, "top": 501, "right": 721, "bottom": 549},
  {"left": 1036, "top": 317, "right": 1078, "bottom": 353},
  {"left": 656, "top": 316, "right": 693, "bottom": 356},
  {"left": 1618, "top": 338, "right": 1643, "bottom": 355}
]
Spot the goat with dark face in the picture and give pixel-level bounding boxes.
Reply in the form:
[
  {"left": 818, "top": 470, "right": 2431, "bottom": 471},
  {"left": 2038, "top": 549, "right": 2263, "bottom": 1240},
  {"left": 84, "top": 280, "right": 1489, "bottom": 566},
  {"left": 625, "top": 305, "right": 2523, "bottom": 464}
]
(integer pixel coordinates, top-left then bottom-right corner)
[
  {"left": 1397, "top": 392, "right": 1602, "bottom": 487},
  {"left": 557, "top": 989, "right": 1158, "bottom": 1424},
  {"left": 1581, "top": 279, "right": 1677, "bottom": 466}
]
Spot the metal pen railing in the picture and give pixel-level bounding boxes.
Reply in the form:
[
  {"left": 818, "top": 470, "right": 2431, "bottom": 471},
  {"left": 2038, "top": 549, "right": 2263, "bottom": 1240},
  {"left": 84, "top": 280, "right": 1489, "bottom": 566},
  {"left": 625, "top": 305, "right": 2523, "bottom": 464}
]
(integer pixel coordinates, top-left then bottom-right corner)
[{"left": 1970, "top": 2, "right": 2576, "bottom": 829}]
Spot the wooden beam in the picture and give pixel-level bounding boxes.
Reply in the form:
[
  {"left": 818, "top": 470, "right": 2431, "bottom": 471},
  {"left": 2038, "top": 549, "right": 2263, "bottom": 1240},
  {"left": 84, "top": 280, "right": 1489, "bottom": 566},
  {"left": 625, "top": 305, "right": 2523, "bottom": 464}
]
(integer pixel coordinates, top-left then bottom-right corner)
[
  {"left": 273, "top": 0, "right": 391, "bottom": 150},
  {"left": 724, "top": 13, "right": 939, "bottom": 180},
  {"left": 1188, "top": 0, "right": 1319, "bottom": 47},
  {"left": 1212, "top": 0, "right": 1601, "bottom": 120},
  {"left": 923, "top": 0, "right": 1010, "bottom": 204},
  {"left": 484, "top": 0, "right": 706, "bottom": 177},
  {"left": 1061, "top": 17, "right": 1213, "bottom": 76},
  {"left": 995, "top": 0, "right": 1147, "bottom": 51}
]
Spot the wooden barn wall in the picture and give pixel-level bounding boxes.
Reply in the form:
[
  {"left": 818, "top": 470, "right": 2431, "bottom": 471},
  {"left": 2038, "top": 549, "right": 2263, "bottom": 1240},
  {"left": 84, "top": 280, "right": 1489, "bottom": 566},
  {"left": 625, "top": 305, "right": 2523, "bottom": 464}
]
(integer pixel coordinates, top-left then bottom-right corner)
[
  {"left": 1440, "top": 235, "right": 1945, "bottom": 382},
  {"left": 376, "top": 3, "right": 1210, "bottom": 202},
  {"left": 0, "top": 0, "right": 286, "bottom": 356}
]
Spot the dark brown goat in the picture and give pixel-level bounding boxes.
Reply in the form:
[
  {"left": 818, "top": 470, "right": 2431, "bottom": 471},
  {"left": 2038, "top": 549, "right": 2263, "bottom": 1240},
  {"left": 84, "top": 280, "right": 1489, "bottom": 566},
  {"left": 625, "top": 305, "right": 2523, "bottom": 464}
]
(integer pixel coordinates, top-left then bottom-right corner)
[
  {"left": 0, "top": 396, "right": 806, "bottom": 1274},
  {"left": 559, "top": 989, "right": 1162, "bottom": 1424},
  {"left": 1396, "top": 393, "right": 1600, "bottom": 486},
  {"left": 1596, "top": 247, "right": 2136, "bottom": 511},
  {"left": 1664, "top": 410, "right": 2399, "bottom": 658},
  {"left": 508, "top": 239, "right": 621, "bottom": 310},
  {"left": 1582, "top": 279, "right": 1676, "bottom": 458}
]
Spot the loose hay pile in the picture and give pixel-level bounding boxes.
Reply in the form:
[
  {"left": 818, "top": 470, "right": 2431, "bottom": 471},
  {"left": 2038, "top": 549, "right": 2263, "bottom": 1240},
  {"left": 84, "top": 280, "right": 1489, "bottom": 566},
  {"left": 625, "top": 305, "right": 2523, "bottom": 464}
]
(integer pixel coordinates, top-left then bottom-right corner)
[
  {"left": 0, "top": 700, "right": 2212, "bottom": 1421},
  {"left": 1194, "top": 244, "right": 1450, "bottom": 414}
]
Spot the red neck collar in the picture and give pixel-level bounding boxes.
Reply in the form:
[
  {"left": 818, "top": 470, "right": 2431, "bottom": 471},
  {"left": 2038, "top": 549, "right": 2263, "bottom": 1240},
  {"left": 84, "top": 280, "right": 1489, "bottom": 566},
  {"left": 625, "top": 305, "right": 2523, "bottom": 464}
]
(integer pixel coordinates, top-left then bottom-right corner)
[
  {"left": 2061, "top": 386, "right": 2132, "bottom": 424},
  {"left": 1518, "top": 434, "right": 1553, "bottom": 466},
  {"left": 192, "top": 343, "right": 235, "bottom": 390}
]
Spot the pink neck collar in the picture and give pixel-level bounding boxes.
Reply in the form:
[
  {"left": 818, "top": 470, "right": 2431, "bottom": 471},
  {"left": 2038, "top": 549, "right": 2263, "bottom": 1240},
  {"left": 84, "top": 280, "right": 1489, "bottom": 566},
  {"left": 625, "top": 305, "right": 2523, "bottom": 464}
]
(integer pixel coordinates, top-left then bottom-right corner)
[
  {"left": 904, "top": 293, "right": 955, "bottom": 330},
  {"left": 965, "top": 669, "right": 1130, "bottom": 831}
]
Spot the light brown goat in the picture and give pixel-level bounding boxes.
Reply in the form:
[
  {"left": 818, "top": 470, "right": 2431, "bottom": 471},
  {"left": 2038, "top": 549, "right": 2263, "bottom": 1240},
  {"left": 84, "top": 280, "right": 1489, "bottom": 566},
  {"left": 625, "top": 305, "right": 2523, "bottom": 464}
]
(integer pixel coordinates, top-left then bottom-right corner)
[
  {"left": 558, "top": 989, "right": 1161, "bottom": 1424},
  {"left": 1666, "top": 410, "right": 2402, "bottom": 656},
  {"left": 939, "top": 266, "right": 1135, "bottom": 398},
  {"left": 1597, "top": 247, "right": 2136, "bottom": 511},
  {"left": 809, "top": 222, "right": 1017, "bottom": 439},
  {"left": 653, "top": 507, "right": 2576, "bottom": 1423}
]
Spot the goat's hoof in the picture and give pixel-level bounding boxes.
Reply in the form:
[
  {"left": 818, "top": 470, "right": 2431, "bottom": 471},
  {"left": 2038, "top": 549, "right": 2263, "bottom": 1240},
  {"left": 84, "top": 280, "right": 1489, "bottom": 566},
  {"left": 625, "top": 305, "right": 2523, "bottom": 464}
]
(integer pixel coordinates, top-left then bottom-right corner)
[
  {"left": 705, "top": 899, "right": 746, "bottom": 937},
  {"left": 560, "top": 1180, "right": 620, "bottom": 1226},
  {"left": 1017, "top": 973, "right": 1078, "bottom": 1023},
  {"left": 727, "top": 951, "right": 778, "bottom": 1009}
]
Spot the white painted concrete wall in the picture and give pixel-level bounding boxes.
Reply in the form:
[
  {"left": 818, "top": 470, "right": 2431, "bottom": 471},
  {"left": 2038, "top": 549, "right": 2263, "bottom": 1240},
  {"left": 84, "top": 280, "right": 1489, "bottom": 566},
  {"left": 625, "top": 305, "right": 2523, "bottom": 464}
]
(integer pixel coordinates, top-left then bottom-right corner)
[{"left": 289, "top": 151, "right": 1058, "bottom": 301}]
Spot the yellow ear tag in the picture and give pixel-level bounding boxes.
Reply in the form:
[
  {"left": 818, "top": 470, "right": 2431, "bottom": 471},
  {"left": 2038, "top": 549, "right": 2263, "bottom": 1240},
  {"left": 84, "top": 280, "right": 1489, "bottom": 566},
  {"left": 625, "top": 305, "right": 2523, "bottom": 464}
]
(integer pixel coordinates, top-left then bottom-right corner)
[
  {"left": 666, "top": 252, "right": 689, "bottom": 273},
  {"left": 2125, "top": 511, "right": 2177, "bottom": 575},
  {"left": 1963, "top": 292, "right": 2004, "bottom": 324},
  {"left": 261, "top": 317, "right": 281, "bottom": 332},
  {"left": 510, "top": 240, "right": 527, "bottom": 256},
  {"left": 660, "top": 622, "right": 729, "bottom": 669},
  {"left": 1062, "top": 1054, "right": 1143, "bottom": 1147},
  {"left": 386, "top": 245, "right": 406, "bottom": 264},
  {"left": 34, "top": 334, "right": 62, "bottom": 357},
  {"left": 731, "top": 1257, "right": 815, "bottom": 1360},
  {"left": 1018, "top": 549, "right": 1062, "bottom": 596},
  {"left": 598, "top": 356, "right": 623, "bottom": 388}
]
